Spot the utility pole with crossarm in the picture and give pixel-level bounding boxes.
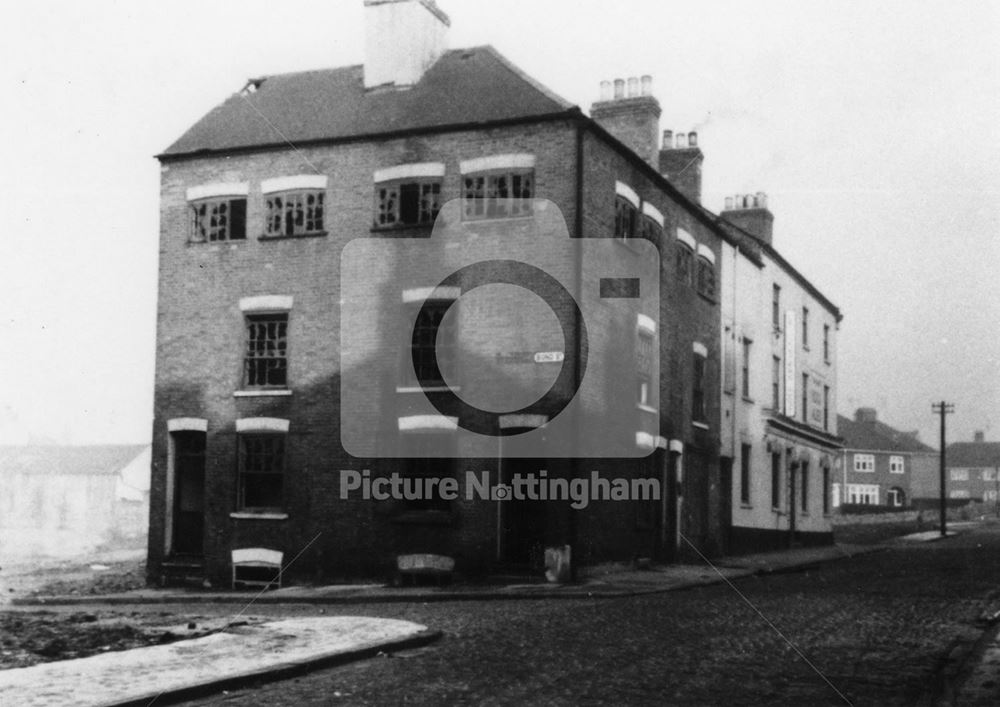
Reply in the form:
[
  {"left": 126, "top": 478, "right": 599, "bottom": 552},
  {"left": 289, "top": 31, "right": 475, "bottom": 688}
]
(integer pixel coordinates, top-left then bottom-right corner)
[{"left": 932, "top": 401, "right": 955, "bottom": 537}]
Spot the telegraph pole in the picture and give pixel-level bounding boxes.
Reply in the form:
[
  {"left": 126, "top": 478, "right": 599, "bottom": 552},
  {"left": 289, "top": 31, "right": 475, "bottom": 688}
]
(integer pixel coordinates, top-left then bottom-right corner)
[{"left": 932, "top": 402, "right": 955, "bottom": 537}]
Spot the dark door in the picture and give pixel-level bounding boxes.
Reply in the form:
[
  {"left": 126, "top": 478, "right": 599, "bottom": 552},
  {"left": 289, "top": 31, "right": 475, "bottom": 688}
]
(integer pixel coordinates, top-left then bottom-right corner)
[
  {"left": 682, "top": 450, "right": 710, "bottom": 556},
  {"left": 719, "top": 456, "right": 733, "bottom": 555},
  {"left": 172, "top": 432, "right": 206, "bottom": 555},
  {"left": 501, "top": 457, "right": 546, "bottom": 569}
]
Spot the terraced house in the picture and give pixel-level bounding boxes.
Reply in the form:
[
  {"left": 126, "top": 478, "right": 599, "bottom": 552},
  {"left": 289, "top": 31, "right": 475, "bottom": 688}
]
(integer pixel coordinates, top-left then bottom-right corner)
[{"left": 148, "top": 0, "right": 831, "bottom": 585}]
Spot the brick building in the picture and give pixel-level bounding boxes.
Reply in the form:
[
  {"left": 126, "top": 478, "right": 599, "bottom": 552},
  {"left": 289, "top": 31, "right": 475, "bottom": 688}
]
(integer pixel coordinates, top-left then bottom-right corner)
[
  {"left": 836, "top": 408, "right": 936, "bottom": 510},
  {"left": 716, "top": 194, "right": 843, "bottom": 552},
  {"left": 938, "top": 431, "right": 1000, "bottom": 503},
  {"left": 149, "top": 0, "right": 794, "bottom": 584}
]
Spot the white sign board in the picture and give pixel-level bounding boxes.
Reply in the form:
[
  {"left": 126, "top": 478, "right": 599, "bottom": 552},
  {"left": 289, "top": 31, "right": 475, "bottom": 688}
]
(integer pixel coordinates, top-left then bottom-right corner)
[{"left": 784, "top": 309, "right": 796, "bottom": 416}]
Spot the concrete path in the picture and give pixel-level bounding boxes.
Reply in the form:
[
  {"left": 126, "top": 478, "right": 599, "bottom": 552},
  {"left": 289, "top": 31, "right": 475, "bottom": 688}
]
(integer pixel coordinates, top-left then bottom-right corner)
[{"left": 0, "top": 616, "right": 438, "bottom": 707}]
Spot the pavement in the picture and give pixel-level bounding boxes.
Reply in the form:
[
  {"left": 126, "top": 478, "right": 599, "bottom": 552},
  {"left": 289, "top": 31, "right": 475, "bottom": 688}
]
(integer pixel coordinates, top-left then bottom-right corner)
[
  {"left": 0, "top": 533, "right": 965, "bottom": 706},
  {"left": 12, "top": 542, "right": 882, "bottom": 607}
]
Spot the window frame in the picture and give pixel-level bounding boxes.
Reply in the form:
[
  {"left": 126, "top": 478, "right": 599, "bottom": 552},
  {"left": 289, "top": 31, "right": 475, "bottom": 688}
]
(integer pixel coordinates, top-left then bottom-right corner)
[
  {"left": 399, "top": 432, "right": 455, "bottom": 515},
  {"left": 802, "top": 306, "right": 810, "bottom": 349},
  {"left": 374, "top": 178, "right": 442, "bottom": 228},
  {"left": 772, "top": 285, "right": 781, "bottom": 331},
  {"left": 800, "top": 461, "right": 809, "bottom": 513},
  {"left": 823, "top": 323, "right": 831, "bottom": 363},
  {"left": 237, "top": 432, "right": 286, "bottom": 513},
  {"left": 772, "top": 356, "right": 781, "bottom": 411},
  {"left": 740, "top": 443, "right": 752, "bottom": 505},
  {"left": 404, "top": 299, "right": 455, "bottom": 389},
  {"left": 696, "top": 256, "right": 716, "bottom": 299},
  {"left": 853, "top": 453, "right": 875, "bottom": 473},
  {"left": 243, "top": 313, "right": 289, "bottom": 390},
  {"left": 741, "top": 338, "right": 752, "bottom": 399},
  {"left": 637, "top": 328, "right": 655, "bottom": 407},
  {"left": 771, "top": 452, "right": 782, "bottom": 509},
  {"left": 691, "top": 351, "right": 707, "bottom": 424},
  {"left": 189, "top": 196, "right": 247, "bottom": 243},
  {"left": 889, "top": 455, "right": 905, "bottom": 474},
  {"left": 461, "top": 168, "right": 534, "bottom": 221},
  {"left": 264, "top": 189, "right": 326, "bottom": 237},
  {"left": 615, "top": 195, "right": 638, "bottom": 241}
]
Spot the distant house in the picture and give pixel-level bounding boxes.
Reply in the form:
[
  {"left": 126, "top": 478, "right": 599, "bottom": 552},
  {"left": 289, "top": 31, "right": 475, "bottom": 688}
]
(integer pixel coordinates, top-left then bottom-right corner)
[
  {"left": 835, "top": 408, "right": 936, "bottom": 509},
  {"left": 942, "top": 431, "right": 1000, "bottom": 503},
  {"left": 0, "top": 445, "right": 150, "bottom": 561}
]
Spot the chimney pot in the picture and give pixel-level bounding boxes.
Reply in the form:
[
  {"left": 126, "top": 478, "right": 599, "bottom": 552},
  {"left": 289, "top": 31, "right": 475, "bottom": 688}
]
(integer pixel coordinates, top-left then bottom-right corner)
[
  {"left": 855, "top": 407, "right": 878, "bottom": 423},
  {"left": 975, "top": 430, "right": 985, "bottom": 443},
  {"left": 613, "top": 78, "right": 625, "bottom": 99},
  {"left": 599, "top": 80, "right": 612, "bottom": 101},
  {"left": 724, "top": 196, "right": 733, "bottom": 210},
  {"left": 676, "top": 133, "right": 687, "bottom": 148},
  {"left": 688, "top": 131, "right": 698, "bottom": 147},
  {"left": 640, "top": 75, "right": 653, "bottom": 96},
  {"left": 662, "top": 129, "right": 672, "bottom": 148},
  {"left": 627, "top": 76, "right": 639, "bottom": 97}
]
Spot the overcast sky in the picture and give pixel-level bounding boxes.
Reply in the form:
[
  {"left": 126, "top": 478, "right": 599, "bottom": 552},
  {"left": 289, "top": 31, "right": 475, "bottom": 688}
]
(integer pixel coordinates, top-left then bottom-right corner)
[{"left": 1, "top": 0, "right": 997, "bottom": 447}]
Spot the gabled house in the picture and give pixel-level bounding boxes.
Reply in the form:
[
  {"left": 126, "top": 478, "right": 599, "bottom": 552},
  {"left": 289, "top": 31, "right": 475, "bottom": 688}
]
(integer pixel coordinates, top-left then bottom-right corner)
[
  {"left": 835, "top": 408, "right": 936, "bottom": 509},
  {"left": 940, "top": 431, "right": 1000, "bottom": 503},
  {"left": 149, "top": 0, "right": 830, "bottom": 584}
]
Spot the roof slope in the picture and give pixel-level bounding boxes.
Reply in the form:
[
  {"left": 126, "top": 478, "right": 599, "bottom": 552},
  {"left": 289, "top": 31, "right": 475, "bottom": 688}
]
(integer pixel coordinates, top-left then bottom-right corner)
[
  {"left": 946, "top": 442, "right": 1000, "bottom": 467},
  {"left": 162, "top": 45, "right": 573, "bottom": 157},
  {"left": 0, "top": 445, "right": 149, "bottom": 477},
  {"left": 837, "top": 415, "right": 936, "bottom": 454}
]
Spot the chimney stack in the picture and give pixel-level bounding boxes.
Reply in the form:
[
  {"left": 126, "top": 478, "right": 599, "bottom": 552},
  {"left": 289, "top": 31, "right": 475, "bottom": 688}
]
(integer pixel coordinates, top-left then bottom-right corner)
[
  {"left": 975, "top": 430, "right": 985, "bottom": 443},
  {"left": 854, "top": 407, "right": 878, "bottom": 424},
  {"left": 590, "top": 76, "right": 662, "bottom": 169},
  {"left": 364, "top": 0, "right": 450, "bottom": 89},
  {"left": 720, "top": 191, "right": 774, "bottom": 245},
  {"left": 659, "top": 128, "right": 704, "bottom": 204}
]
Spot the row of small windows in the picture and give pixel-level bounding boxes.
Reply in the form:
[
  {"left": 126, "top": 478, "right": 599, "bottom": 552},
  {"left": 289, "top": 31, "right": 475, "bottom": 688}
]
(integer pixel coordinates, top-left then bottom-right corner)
[
  {"left": 613, "top": 183, "right": 716, "bottom": 300},
  {"left": 950, "top": 468, "right": 999, "bottom": 482},
  {"left": 172, "top": 424, "right": 447, "bottom": 515},
  {"left": 852, "top": 454, "right": 905, "bottom": 473},
  {"left": 187, "top": 162, "right": 537, "bottom": 243},
  {"left": 736, "top": 445, "right": 832, "bottom": 515},
  {"left": 771, "top": 285, "right": 832, "bottom": 363}
]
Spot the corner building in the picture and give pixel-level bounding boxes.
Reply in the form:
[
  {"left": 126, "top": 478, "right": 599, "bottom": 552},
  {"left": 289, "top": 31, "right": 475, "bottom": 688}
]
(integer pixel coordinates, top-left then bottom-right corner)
[{"left": 150, "top": 0, "right": 769, "bottom": 584}]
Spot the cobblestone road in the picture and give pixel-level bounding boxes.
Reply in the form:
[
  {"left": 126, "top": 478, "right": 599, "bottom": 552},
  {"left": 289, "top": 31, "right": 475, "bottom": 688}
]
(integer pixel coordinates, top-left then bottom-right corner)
[{"left": 163, "top": 527, "right": 1000, "bottom": 705}]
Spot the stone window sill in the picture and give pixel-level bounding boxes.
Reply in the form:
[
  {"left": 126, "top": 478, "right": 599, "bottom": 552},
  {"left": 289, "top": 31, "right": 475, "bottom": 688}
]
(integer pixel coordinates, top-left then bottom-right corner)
[
  {"left": 259, "top": 231, "right": 328, "bottom": 241},
  {"left": 234, "top": 390, "right": 292, "bottom": 398},
  {"left": 692, "top": 421, "right": 709, "bottom": 430},
  {"left": 230, "top": 512, "right": 289, "bottom": 521}
]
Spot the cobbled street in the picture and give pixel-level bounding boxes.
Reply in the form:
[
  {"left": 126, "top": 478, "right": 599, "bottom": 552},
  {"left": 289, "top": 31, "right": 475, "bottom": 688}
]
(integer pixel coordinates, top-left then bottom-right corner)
[{"left": 110, "top": 523, "right": 1000, "bottom": 707}]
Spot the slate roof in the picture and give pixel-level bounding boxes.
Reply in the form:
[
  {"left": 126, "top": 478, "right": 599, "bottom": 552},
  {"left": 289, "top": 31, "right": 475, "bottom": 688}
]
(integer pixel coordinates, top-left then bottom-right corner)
[
  {"left": 837, "top": 415, "right": 936, "bottom": 454},
  {"left": 0, "top": 445, "right": 149, "bottom": 477},
  {"left": 161, "top": 45, "right": 574, "bottom": 158},
  {"left": 946, "top": 442, "right": 1000, "bottom": 467}
]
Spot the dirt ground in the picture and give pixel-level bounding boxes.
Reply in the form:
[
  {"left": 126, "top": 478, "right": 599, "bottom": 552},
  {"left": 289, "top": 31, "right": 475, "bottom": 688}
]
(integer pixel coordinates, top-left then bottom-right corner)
[{"left": 0, "top": 553, "right": 217, "bottom": 670}]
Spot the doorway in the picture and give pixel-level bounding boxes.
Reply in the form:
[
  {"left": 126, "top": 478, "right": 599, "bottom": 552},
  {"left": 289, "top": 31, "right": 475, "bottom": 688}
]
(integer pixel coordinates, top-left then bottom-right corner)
[
  {"left": 171, "top": 431, "right": 206, "bottom": 555},
  {"left": 500, "top": 457, "right": 547, "bottom": 569}
]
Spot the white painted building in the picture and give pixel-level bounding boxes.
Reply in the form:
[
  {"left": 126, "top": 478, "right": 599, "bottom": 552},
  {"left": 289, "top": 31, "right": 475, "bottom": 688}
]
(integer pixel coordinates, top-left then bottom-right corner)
[{"left": 718, "top": 194, "right": 842, "bottom": 552}]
